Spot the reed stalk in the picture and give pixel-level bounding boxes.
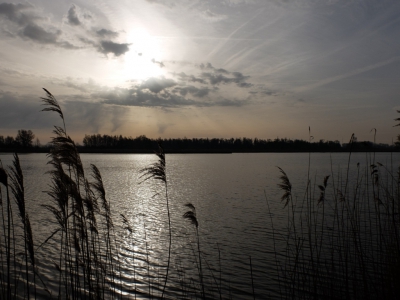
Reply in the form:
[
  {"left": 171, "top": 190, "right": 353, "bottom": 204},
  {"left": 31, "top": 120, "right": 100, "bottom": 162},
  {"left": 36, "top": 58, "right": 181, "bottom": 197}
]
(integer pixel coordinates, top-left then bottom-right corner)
[
  {"left": 183, "top": 203, "right": 205, "bottom": 299},
  {"left": 140, "top": 143, "right": 172, "bottom": 298}
]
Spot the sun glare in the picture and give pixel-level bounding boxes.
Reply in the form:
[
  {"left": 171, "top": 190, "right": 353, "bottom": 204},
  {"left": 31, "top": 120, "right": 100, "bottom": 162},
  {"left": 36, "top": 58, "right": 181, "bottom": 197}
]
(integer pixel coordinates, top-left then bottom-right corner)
[{"left": 120, "top": 28, "right": 165, "bottom": 82}]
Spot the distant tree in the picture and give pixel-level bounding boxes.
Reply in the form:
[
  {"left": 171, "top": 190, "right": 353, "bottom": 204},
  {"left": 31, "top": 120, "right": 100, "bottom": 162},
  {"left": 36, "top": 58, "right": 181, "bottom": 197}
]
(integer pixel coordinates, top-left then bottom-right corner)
[
  {"left": 5, "top": 136, "right": 15, "bottom": 146},
  {"left": 15, "top": 130, "right": 35, "bottom": 148},
  {"left": 34, "top": 138, "right": 41, "bottom": 148}
]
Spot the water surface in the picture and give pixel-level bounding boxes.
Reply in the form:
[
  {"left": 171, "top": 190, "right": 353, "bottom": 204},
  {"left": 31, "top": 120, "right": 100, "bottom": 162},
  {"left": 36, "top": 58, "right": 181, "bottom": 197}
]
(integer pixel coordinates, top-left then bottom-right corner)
[{"left": 0, "top": 152, "right": 397, "bottom": 299}]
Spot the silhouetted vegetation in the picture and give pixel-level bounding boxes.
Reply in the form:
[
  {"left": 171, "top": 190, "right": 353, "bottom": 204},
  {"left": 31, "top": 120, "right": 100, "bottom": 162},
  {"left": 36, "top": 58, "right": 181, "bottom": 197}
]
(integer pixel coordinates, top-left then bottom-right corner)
[
  {"left": 1, "top": 131, "right": 396, "bottom": 153},
  {"left": 80, "top": 133, "right": 396, "bottom": 153},
  {"left": 0, "top": 130, "right": 41, "bottom": 152}
]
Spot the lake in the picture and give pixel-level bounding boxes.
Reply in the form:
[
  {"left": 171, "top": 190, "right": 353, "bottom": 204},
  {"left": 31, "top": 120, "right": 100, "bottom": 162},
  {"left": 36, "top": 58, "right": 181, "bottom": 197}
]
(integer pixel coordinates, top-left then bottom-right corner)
[{"left": 0, "top": 152, "right": 398, "bottom": 299}]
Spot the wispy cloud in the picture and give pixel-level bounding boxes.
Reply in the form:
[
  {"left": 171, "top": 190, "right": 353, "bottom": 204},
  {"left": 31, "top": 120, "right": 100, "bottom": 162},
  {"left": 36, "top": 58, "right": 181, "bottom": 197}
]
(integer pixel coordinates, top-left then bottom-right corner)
[{"left": 297, "top": 56, "right": 400, "bottom": 92}]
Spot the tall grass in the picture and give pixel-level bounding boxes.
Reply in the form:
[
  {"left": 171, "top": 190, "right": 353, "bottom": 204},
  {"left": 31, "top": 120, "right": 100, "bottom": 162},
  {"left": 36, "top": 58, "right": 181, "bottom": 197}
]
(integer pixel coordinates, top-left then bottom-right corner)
[{"left": 274, "top": 135, "right": 400, "bottom": 299}]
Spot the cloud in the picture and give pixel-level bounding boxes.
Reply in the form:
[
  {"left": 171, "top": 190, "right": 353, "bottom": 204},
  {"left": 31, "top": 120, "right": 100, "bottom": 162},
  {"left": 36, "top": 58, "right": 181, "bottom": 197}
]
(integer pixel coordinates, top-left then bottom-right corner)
[
  {"left": 21, "top": 23, "right": 60, "bottom": 44},
  {"left": 173, "top": 85, "right": 211, "bottom": 97},
  {"left": 200, "top": 9, "right": 227, "bottom": 22},
  {"left": 0, "top": 3, "right": 81, "bottom": 49},
  {"left": 0, "top": 3, "right": 35, "bottom": 26},
  {"left": 201, "top": 71, "right": 252, "bottom": 87},
  {"left": 145, "top": 0, "right": 177, "bottom": 8},
  {"left": 176, "top": 72, "right": 206, "bottom": 84},
  {"left": 199, "top": 62, "right": 229, "bottom": 74},
  {"left": 151, "top": 58, "right": 165, "bottom": 68},
  {"left": 67, "top": 5, "right": 81, "bottom": 26},
  {"left": 97, "top": 83, "right": 247, "bottom": 108},
  {"left": 0, "top": 3, "right": 129, "bottom": 56},
  {"left": 297, "top": 56, "right": 400, "bottom": 92},
  {"left": 96, "top": 28, "right": 118, "bottom": 38},
  {"left": 99, "top": 87, "right": 197, "bottom": 107},
  {"left": 98, "top": 40, "right": 130, "bottom": 56},
  {"left": 140, "top": 77, "right": 176, "bottom": 93},
  {"left": 173, "top": 63, "right": 253, "bottom": 88}
]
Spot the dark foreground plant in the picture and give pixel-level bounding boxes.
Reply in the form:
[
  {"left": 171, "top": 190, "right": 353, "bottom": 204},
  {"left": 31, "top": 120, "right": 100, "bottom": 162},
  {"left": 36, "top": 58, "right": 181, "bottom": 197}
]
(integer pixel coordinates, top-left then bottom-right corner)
[
  {"left": 274, "top": 133, "right": 400, "bottom": 299},
  {"left": 39, "top": 88, "right": 118, "bottom": 299},
  {"left": 140, "top": 142, "right": 172, "bottom": 298},
  {"left": 183, "top": 203, "right": 205, "bottom": 299}
]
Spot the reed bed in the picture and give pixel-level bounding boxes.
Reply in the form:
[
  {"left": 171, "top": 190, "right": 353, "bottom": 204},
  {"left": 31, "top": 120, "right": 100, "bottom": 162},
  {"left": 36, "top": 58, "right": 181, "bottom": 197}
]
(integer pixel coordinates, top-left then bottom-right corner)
[
  {"left": 274, "top": 136, "right": 400, "bottom": 299},
  {"left": 0, "top": 89, "right": 399, "bottom": 299}
]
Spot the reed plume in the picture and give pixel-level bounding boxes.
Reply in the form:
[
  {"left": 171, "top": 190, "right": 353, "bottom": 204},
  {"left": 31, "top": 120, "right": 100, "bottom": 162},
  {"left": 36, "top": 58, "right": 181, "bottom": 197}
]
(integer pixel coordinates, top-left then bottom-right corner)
[
  {"left": 40, "top": 88, "right": 116, "bottom": 299},
  {"left": 318, "top": 175, "right": 330, "bottom": 204},
  {"left": 140, "top": 142, "right": 172, "bottom": 298},
  {"left": 277, "top": 167, "right": 292, "bottom": 208},
  {"left": 183, "top": 203, "right": 204, "bottom": 299}
]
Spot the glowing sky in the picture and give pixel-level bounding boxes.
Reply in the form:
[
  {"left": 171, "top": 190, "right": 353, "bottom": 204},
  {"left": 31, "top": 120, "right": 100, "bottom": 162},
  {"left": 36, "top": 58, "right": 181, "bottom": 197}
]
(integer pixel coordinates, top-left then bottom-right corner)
[{"left": 1, "top": 0, "right": 400, "bottom": 144}]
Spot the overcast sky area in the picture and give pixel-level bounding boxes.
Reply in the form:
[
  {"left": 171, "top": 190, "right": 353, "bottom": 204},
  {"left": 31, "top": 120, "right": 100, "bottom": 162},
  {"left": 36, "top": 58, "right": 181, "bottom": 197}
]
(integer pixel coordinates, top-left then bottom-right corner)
[{"left": 1, "top": 0, "right": 400, "bottom": 144}]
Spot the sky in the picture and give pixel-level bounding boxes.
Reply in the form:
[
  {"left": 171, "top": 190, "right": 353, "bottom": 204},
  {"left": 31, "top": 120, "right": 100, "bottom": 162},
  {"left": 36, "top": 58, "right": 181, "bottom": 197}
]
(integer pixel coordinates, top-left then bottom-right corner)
[{"left": 1, "top": 0, "right": 400, "bottom": 144}]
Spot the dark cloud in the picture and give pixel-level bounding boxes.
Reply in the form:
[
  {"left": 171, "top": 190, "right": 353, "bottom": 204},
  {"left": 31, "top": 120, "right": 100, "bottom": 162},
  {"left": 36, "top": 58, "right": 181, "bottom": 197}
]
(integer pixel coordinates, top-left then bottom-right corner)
[
  {"left": 176, "top": 72, "right": 206, "bottom": 84},
  {"left": 99, "top": 88, "right": 197, "bottom": 107},
  {"left": 140, "top": 77, "right": 176, "bottom": 93},
  {"left": 252, "top": 85, "right": 279, "bottom": 96},
  {"left": 199, "top": 62, "right": 229, "bottom": 74},
  {"left": 174, "top": 63, "right": 252, "bottom": 88},
  {"left": 0, "top": 3, "right": 82, "bottom": 49},
  {"left": 0, "top": 3, "right": 35, "bottom": 26},
  {"left": 99, "top": 40, "right": 130, "bottom": 56},
  {"left": 173, "top": 85, "right": 210, "bottom": 97},
  {"left": 97, "top": 84, "right": 246, "bottom": 108},
  {"left": 0, "top": 3, "right": 128, "bottom": 56},
  {"left": 201, "top": 71, "right": 252, "bottom": 87},
  {"left": 96, "top": 28, "right": 118, "bottom": 38},
  {"left": 67, "top": 5, "right": 81, "bottom": 26},
  {"left": 21, "top": 23, "right": 60, "bottom": 44}
]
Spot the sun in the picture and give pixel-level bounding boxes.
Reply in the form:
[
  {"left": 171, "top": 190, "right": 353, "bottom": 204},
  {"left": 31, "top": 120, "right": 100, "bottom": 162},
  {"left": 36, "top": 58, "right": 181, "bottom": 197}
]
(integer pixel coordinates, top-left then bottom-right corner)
[{"left": 119, "top": 28, "right": 165, "bottom": 82}]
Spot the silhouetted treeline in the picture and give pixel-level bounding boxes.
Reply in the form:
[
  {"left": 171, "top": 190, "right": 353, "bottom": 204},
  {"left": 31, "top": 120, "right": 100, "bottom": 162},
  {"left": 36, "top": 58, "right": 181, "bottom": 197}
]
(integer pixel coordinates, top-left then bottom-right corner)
[
  {"left": 80, "top": 134, "right": 397, "bottom": 153},
  {"left": 0, "top": 130, "right": 43, "bottom": 152},
  {"left": 1, "top": 131, "right": 397, "bottom": 153}
]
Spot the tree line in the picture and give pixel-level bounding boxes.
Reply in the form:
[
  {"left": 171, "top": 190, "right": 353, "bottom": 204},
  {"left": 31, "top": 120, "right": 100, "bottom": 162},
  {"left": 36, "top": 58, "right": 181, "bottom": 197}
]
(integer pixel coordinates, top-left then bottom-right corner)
[
  {"left": 0, "top": 131, "right": 397, "bottom": 153},
  {"left": 81, "top": 133, "right": 396, "bottom": 153},
  {"left": 0, "top": 130, "right": 40, "bottom": 151}
]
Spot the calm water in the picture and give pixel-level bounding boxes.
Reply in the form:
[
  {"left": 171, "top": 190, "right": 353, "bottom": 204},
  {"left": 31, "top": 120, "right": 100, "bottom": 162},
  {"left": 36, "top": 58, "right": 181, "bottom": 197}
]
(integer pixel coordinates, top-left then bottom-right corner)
[{"left": 0, "top": 152, "right": 398, "bottom": 299}]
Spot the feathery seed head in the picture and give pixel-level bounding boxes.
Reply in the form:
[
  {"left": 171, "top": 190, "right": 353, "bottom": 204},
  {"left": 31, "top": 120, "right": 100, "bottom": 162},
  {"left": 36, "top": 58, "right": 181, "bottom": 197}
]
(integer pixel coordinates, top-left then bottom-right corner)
[{"left": 277, "top": 167, "right": 292, "bottom": 208}]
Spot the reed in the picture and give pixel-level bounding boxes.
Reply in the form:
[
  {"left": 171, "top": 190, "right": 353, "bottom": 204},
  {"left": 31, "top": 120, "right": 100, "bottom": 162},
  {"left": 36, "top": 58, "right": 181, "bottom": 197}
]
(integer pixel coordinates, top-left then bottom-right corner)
[
  {"left": 139, "top": 142, "right": 172, "bottom": 298},
  {"left": 38, "top": 88, "right": 119, "bottom": 299},
  {"left": 183, "top": 202, "right": 205, "bottom": 299},
  {"left": 274, "top": 137, "right": 400, "bottom": 299}
]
